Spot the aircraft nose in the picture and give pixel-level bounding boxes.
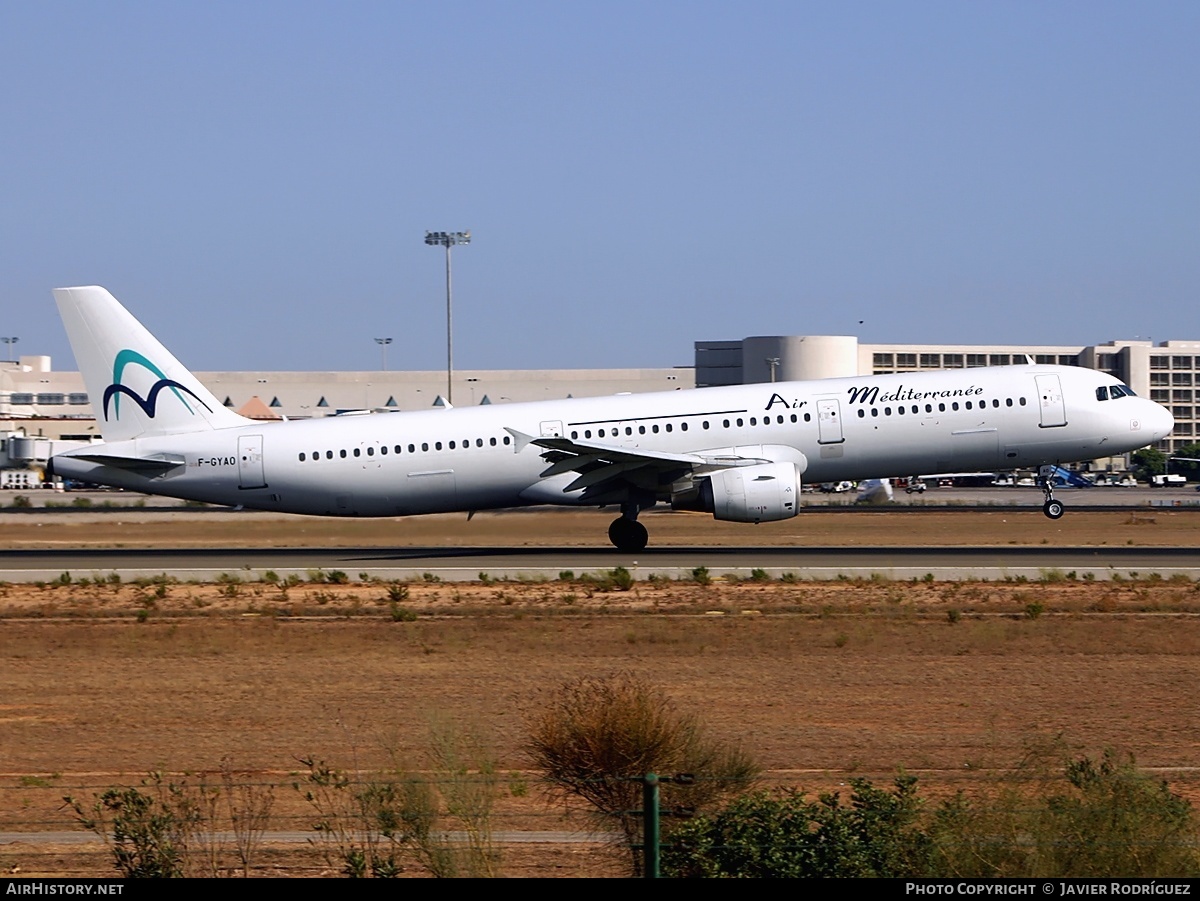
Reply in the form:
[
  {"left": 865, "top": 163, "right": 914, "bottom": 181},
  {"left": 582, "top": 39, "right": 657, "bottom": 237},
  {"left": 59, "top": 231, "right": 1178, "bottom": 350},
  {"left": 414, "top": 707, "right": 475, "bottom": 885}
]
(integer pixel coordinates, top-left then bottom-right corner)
[{"left": 1148, "top": 401, "right": 1174, "bottom": 441}]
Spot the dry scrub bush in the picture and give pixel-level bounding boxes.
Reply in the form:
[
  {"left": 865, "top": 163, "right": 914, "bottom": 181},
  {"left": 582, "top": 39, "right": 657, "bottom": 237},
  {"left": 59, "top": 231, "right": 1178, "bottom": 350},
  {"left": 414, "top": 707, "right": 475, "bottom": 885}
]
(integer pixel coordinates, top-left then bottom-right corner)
[
  {"left": 425, "top": 719, "right": 501, "bottom": 877},
  {"left": 66, "top": 763, "right": 275, "bottom": 878},
  {"left": 296, "top": 722, "right": 501, "bottom": 877},
  {"left": 525, "top": 671, "right": 758, "bottom": 874}
]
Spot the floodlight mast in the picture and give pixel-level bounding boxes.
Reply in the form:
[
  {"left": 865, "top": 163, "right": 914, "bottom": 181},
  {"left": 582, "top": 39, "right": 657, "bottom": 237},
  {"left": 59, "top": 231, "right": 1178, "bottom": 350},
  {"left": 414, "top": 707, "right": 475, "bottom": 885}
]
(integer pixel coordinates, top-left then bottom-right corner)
[
  {"left": 374, "top": 337, "right": 392, "bottom": 371},
  {"left": 424, "top": 230, "right": 471, "bottom": 405}
]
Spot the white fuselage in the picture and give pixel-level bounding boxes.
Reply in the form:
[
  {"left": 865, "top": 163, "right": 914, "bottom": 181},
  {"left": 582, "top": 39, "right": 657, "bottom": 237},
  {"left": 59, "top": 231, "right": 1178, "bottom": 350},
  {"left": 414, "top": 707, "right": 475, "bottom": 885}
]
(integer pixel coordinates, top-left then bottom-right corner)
[{"left": 51, "top": 364, "right": 1173, "bottom": 517}]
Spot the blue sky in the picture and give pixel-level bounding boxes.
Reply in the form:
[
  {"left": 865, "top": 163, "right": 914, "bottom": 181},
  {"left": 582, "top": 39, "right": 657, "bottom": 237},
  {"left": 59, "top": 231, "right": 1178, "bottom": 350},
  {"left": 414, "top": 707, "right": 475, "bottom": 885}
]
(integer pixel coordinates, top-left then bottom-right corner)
[{"left": 1, "top": 1, "right": 1196, "bottom": 372}]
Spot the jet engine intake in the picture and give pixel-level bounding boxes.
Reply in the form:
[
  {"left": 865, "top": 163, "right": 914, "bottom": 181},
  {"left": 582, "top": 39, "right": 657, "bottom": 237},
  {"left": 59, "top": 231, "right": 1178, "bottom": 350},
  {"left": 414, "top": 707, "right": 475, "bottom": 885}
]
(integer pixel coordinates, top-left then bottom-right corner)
[{"left": 672, "top": 462, "right": 801, "bottom": 523}]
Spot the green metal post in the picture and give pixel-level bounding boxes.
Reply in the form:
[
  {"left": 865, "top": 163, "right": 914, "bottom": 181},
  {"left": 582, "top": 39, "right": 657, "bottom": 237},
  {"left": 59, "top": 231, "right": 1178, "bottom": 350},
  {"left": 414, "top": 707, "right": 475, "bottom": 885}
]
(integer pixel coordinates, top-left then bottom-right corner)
[{"left": 643, "top": 773, "right": 660, "bottom": 878}]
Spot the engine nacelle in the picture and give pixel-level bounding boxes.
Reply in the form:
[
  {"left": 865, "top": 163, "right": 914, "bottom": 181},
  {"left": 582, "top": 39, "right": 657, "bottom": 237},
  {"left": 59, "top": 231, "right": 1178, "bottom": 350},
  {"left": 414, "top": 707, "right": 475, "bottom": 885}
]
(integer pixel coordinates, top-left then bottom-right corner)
[{"left": 672, "top": 462, "right": 801, "bottom": 523}]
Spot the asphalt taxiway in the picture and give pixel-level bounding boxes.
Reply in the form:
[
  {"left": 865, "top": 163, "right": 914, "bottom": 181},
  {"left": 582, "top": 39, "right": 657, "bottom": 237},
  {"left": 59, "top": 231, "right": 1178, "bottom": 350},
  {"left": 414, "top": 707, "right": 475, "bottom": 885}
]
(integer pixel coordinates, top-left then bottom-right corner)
[{"left": 2, "top": 544, "right": 1198, "bottom": 582}]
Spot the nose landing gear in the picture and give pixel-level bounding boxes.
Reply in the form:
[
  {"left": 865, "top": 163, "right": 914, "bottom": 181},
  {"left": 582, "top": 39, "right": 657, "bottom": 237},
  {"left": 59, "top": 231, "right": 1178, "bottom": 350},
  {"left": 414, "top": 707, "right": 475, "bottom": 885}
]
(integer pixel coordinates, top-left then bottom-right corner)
[
  {"left": 1038, "top": 464, "right": 1065, "bottom": 520},
  {"left": 608, "top": 503, "right": 649, "bottom": 551}
]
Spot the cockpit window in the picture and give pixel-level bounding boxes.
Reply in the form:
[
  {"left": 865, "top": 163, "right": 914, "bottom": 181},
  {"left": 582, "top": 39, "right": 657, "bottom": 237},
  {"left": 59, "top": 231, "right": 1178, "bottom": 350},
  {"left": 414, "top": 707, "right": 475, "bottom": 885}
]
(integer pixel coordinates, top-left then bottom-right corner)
[
  {"left": 1108, "top": 384, "right": 1136, "bottom": 398},
  {"left": 1096, "top": 386, "right": 1109, "bottom": 401}
]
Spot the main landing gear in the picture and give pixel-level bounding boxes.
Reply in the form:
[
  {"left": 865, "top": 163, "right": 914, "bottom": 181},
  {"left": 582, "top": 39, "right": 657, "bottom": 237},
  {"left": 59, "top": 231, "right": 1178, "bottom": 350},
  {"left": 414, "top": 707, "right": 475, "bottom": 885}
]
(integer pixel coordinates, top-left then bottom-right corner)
[
  {"left": 608, "top": 503, "right": 649, "bottom": 552},
  {"left": 1037, "top": 464, "right": 1065, "bottom": 520}
]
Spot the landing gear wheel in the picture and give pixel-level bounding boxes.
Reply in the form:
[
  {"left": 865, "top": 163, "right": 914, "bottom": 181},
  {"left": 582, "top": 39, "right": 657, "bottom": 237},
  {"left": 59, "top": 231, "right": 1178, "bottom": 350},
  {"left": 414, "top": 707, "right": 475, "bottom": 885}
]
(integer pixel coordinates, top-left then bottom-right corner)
[
  {"left": 1036, "top": 465, "right": 1064, "bottom": 521},
  {"left": 608, "top": 517, "right": 649, "bottom": 552}
]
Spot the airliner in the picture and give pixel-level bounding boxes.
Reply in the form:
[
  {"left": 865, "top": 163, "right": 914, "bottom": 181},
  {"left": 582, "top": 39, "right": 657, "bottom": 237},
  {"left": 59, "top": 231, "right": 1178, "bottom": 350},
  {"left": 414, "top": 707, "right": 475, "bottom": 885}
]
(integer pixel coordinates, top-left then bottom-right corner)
[{"left": 47, "top": 287, "right": 1174, "bottom": 551}]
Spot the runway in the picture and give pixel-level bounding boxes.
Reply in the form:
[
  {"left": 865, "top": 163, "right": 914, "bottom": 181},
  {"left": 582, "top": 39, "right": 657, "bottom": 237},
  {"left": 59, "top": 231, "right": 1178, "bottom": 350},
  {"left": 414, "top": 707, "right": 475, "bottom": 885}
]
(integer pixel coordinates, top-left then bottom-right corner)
[{"left": 2, "top": 544, "right": 1198, "bottom": 582}]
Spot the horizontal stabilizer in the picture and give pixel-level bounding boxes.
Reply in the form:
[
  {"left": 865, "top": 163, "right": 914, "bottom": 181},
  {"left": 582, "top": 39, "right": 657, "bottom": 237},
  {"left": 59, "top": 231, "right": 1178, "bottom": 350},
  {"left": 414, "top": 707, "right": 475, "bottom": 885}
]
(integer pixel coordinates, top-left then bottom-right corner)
[{"left": 70, "top": 453, "right": 185, "bottom": 474}]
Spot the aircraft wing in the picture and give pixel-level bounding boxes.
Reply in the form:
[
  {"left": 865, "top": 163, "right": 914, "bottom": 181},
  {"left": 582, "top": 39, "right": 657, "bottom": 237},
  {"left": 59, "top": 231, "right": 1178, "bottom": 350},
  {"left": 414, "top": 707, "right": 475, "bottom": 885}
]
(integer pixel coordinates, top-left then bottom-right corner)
[{"left": 505, "top": 428, "right": 774, "bottom": 500}]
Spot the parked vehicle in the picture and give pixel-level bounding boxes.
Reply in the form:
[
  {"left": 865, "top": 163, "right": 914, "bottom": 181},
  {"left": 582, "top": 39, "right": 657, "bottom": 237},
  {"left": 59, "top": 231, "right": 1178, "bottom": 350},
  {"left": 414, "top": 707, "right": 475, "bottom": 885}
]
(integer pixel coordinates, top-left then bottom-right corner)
[
  {"left": 1150, "top": 474, "right": 1187, "bottom": 487},
  {"left": 1094, "top": 475, "right": 1139, "bottom": 488},
  {"left": 819, "top": 481, "right": 855, "bottom": 493}
]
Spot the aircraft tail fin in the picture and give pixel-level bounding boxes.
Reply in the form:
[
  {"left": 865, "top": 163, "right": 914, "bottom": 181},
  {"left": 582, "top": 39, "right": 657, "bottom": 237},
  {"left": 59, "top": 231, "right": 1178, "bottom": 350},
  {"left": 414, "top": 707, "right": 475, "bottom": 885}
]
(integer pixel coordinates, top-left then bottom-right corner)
[{"left": 53, "top": 286, "right": 251, "bottom": 442}]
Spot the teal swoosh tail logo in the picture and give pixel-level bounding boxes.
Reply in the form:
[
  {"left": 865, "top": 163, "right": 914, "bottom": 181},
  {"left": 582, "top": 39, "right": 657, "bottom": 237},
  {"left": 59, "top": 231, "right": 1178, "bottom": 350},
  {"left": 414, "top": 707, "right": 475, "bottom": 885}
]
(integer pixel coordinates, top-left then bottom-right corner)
[{"left": 105, "top": 349, "right": 200, "bottom": 420}]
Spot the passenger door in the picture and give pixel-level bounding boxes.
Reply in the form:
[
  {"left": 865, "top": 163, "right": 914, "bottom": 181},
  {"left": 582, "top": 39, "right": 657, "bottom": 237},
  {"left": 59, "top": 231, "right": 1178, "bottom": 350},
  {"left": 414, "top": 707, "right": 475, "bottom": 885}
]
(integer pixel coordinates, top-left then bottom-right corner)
[
  {"left": 1035, "top": 374, "right": 1067, "bottom": 428},
  {"left": 816, "top": 398, "right": 844, "bottom": 444},
  {"left": 237, "top": 435, "right": 267, "bottom": 489}
]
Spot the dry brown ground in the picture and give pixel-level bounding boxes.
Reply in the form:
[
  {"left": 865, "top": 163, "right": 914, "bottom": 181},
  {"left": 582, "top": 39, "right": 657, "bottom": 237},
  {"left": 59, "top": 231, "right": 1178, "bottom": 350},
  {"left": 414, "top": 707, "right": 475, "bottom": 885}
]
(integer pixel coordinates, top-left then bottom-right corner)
[
  {"left": 2, "top": 507, "right": 1199, "bottom": 548},
  {"left": 2, "top": 509, "right": 1199, "bottom": 878}
]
